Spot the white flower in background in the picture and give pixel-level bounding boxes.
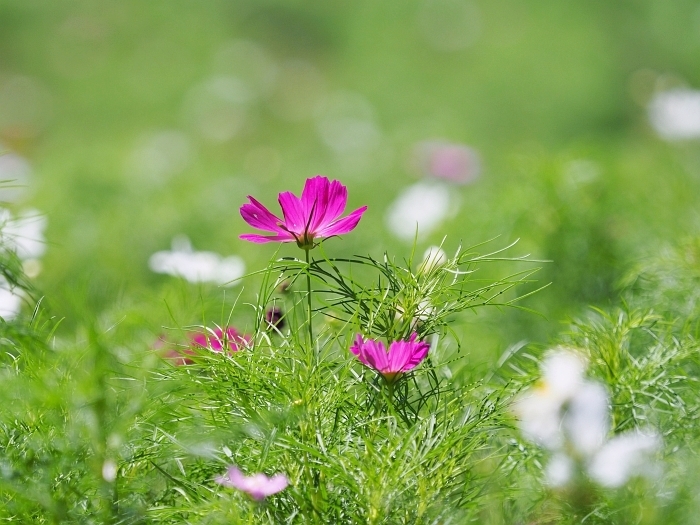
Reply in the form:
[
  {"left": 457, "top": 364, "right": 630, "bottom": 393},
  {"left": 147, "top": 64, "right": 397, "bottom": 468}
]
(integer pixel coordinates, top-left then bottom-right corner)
[
  {"left": 0, "top": 276, "right": 23, "bottom": 320},
  {"left": 386, "top": 182, "right": 454, "bottom": 241},
  {"left": 411, "top": 140, "right": 481, "bottom": 185},
  {"left": 648, "top": 89, "right": 700, "bottom": 140},
  {"left": 540, "top": 350, "right": 586, "bottom": 402},
  {"left": 1, "top": 208, "right": 47, "bottom": 260},
  {"left": 513, "top": 383, "right": 566, "bottom": 450},
  {"left": 0, "top": 153, "right": 32, "bottom": 202},
  {"left": 418, "top": 245, "right": 448, "bottom": 274},
  {"left": 588, "top": 429, "right": 662, "bottom": 488},
  {"left": 564, "top": 382, "right": 610, "bottom": 456},
  {"left": 513, "top": 349, "right": 587, "bottom": 449},
  {"left": 148, "top": 235, "right": 245, "bottom": 286},
  {"left": 514, "top": 348, "right": 662, "bottom": 489},
  {"left": 545, "top": 453, "right": 575, "bottom": 488}
]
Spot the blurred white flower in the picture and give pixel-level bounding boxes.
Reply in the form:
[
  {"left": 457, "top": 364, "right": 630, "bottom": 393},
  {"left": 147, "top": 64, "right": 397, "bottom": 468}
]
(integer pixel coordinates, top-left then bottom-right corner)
[
  {"left": 546, "top": 453, "right": 575, "bottom": 488},
  {"left": 513, "top": 384, "right": 565, "bottom": 450},
  {"left": 540, "top": 349, "right": 586, "bottom": 402},
  {"left": 411, "top": 140, "right": 480, "bottom": 184},
  {"left": 0, "top": 153, "right": 32, "bottom": 202},
  {"left": 588, "top": 429, "right": 662, "bottom": 488},
  {"left": 515, "top": 348, "right": 663, "bottom": 490},
  {"left": 648, "top": 89, "right": 700, "bottom": 140},
  {"left": 513, "top": 349, "right": 595, "bottom": 451},
  {"left": 386, "top": 182, "right": 453, "bottom": 241},
  {"left": 102, "top": 459, "right": 118, "bottom": 483},
  {"left": 419, "top": 246, "right": 448, "bottom": 275},
  {"left": 0, "top": 208, "right": 47, "bottom": 260},
  {"left": 0, "top": 277, "right": 23, "bottom": 320},
  {"left": 149, "top": 235, "right": 245, "bottom": 286},
  {"left": 564, "top": 382, "right": 610, "bottom": 456}
]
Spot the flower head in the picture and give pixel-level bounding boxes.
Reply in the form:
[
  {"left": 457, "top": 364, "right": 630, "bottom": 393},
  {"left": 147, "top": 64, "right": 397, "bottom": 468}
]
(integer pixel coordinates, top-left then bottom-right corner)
[
  {"left": 161, "top": 327, "right": 248, "bottom": 365},
  {"left": 216, "top": 466, "right": 288, "bottom": 500},
  {"left": 412, "top": 140, "right": 481, "bottom": 185},
  {"left": 240, "top": 176, "right": 367, "bottom": 249},
  {"left": 191, "top": 326, "right": 248, "bottom": 353},
  {"left": 265, "top": 306, "right": 285, "bottom": 330},
  {"left": 350, "top": 332, "right": 430, "bottom": 382}
]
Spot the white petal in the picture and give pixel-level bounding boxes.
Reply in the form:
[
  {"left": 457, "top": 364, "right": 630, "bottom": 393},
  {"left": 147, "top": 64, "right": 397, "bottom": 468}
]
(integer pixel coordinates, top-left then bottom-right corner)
[
  {"left": 564, "top": 381, "right": 610, "bottom": 457},
  {"left": 588, "top": 429, "right": 661, "bottom": 488}
]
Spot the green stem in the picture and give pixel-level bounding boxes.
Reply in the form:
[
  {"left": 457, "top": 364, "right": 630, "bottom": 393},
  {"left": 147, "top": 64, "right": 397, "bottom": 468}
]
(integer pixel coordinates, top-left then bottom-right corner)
[{"left": 304, "top": 248, "right": 313, "bottom": 350}]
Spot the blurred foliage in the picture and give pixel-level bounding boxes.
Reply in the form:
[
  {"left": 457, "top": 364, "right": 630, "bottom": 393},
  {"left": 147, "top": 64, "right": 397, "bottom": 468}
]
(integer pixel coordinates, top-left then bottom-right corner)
[{"left": 2, "top": 0, "right": 700, "bottom": 522}]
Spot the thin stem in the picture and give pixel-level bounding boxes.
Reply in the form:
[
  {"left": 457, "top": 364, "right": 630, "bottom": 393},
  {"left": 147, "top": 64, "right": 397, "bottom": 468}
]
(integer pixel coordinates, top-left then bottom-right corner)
[{"left": 305, "top": 248, "right": 313, "bottom": 350}]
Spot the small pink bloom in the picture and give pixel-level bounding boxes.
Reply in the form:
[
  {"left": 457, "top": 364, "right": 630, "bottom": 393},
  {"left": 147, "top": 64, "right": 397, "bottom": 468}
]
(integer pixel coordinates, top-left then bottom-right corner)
[
  {"left": 240, "top": 175, "right": 367, "bottom": 249},
  {"left": 412, "top": 140, "right": 481, "bottom": 185},
  {"left": 191, "top": 326, "right": 249, "bottom": 354},
  {"left": 216, "top": 466, "right": 288, "bottom": 500},
  {"left": 350, "top": 332, "right": 430, "bottom": 382},
  {"left": 161, "top": 327, "right": 248, "bottom": 365}
]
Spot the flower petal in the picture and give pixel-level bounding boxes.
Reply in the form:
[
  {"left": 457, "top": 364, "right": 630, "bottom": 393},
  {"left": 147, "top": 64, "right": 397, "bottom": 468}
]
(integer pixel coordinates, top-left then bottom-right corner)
[
  {"left": 361, "top": 339, "right": 389, "bottom": 372},
  {"left": 300, "top": 176, "right": 329, "bottom": 227},
  {"left": 239, "top": 233, "right": 296, "bottom": 243},
  {"left": 316, "top": 206, "right": 367, "bottom": 238},
  {"left": 404, "top": 341, "right": 430, "bottom": 369},
  {"left": 240, "top": 196, "right": 285, "bottom": 233},
  {"left": 350, "top": 333, "right": 364, "bottom": 357},
  {"left": 301, "top": 177, "right": 349, "bottom": 233},
  {"left": 324, "top": 179, "right": 349, "bottom": 223},
  {"left": 264, "top": 474, "right": 289, "bottom": 496},
  {"left": 278, "top": 191, "right": 307, "bottom": 235},
  {"left": 387, "top": 339, "right": 412, "bottom": 372}
]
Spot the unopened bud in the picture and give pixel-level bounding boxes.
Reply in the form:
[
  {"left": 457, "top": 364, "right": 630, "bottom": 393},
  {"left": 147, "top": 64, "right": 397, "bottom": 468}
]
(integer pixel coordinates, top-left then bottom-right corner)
[
  {"left": 419, "top": 246, "right": 447, "bottom": 274},
  {"left": 265, "top": 306, "right": 285, "bottom": 330}
]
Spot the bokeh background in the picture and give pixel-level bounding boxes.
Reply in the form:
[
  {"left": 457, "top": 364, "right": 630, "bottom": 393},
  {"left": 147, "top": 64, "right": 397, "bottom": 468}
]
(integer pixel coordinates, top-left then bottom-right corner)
[{"left": 2, "top": 0, "right": 700, "bottom": 359}]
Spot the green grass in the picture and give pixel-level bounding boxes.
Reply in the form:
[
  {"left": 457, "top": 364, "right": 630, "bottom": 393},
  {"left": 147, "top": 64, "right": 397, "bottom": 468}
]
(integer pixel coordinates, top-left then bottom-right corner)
[{"left": 1, "top": 0, "right": 700, "bottom": 522}]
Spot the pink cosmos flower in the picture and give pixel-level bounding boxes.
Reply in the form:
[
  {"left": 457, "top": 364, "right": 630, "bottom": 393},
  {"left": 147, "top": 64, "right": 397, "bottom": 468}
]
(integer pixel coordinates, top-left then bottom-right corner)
[
  {"left": 350, "top": 332, "right": 430, "bottom": 382},
  {"left": 191, "top": 326, "right": 248, "bottom": 353},
  {"left": 412, "top": 140, "right": 481, "bottom": 185},
  {"left": 216, "top": 466, "right": 289, "bottom": 500},
  {"left": 240, "top": 176, "right": 367, "bottom": 249},
  {"left": 161, "top": 327, "right": 248, "bottom": 365}
]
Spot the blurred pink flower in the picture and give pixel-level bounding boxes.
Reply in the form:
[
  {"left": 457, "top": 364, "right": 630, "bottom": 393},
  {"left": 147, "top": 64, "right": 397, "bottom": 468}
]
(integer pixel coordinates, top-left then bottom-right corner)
[
  {"left": 191, "top": 326, "right": 248, "bottom": 353},
  {"left": 216, "top": 466, "right": 288, "bottom": 500},
  {"left": 240, "top": 175, "right": 367, "bottom": 249},
  {"left": 160, "top": 327, "right": 248, "bottom": 365},
  {"left": 412, "top": 140, "right": 480, "bottom": 185},
  {"left": 350, "top": 332, "right": 430, "bottom": 382}
]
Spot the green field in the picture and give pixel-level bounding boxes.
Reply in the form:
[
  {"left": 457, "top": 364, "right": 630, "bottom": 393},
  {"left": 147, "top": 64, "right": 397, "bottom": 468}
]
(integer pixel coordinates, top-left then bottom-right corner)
[{"left": 1, "top": 1, "right": 700, "bottom": 523}]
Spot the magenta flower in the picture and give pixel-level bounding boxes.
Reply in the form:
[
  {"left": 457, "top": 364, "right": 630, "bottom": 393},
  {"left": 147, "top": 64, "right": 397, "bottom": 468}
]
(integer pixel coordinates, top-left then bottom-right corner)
[
  {"left": 162, "top": 327, "right": 248, "bottom": 365},
  {"left": 240, "top": 176, "right": 367, "bottom": 249},
  {"left": 216, "top": 466, "right": 288, "bottom": 500},
  {"left": 191, "top": 326, "right": 248, "bottom": 353},
  {"left": 350, "top": 332, "right": 430, "bottom": 382},
  {"left": 412, "top": 140, "right": 481, "bottom": 185}
]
